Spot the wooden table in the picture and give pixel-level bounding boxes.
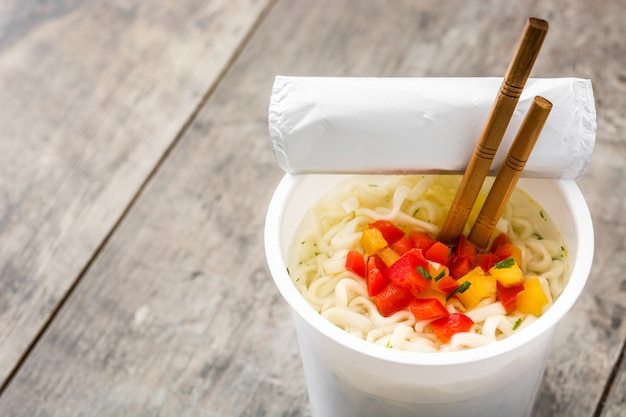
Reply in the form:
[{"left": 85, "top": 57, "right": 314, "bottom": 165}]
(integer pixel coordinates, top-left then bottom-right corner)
[{"left": 0, "top": 1, "right": 624, "bottom": 415}]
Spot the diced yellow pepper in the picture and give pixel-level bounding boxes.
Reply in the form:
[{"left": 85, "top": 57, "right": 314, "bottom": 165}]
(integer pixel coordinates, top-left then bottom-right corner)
[
  {"left": 511, "top": 245, "right": 523, "bottom": 267},
  {"left": 378, "top": 246, "right": 400, "bottom": 267},
  {"left": 489, "top": 261, "right": 524, "bottom": 287},
  {"left": 421, "top": 289, "right": 448, "bottom": 307},
  {"left": 428, "top": 263, "right": 449, "bottom": 284},
  {"left": 516, "top": 277, "right": 549, "bottom": 316},
  {"left": 361, "top": 228, "right": 388, "bottom": 255},
  {"left": 456, "top": 267, "right": 496, "bottom": 310}
]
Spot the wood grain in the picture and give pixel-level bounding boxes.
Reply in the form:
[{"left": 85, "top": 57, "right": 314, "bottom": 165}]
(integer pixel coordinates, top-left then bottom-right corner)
[
  {"left": 0, "top": 0, "right": 272, "bottom": 387},
  {"left": 439, "top": 17, "right": 548, "bottom": 244},
  {"left": 602, "top": 348, "right": 626, "bottom": 417},
  {"left": 0, "top": 0, "right": 624, "bottom": 416},
  {"left": 469, "top": 95, "right": 552, "bottom": 249}
]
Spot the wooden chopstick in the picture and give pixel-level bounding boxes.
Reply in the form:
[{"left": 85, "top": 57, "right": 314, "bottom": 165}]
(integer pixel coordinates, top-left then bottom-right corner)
[
  {"left": 468, "top": 96, "right": 553, "bottom": 250},
  {"left": 438, "top": 18, "right": 549, "bottom": 245}
]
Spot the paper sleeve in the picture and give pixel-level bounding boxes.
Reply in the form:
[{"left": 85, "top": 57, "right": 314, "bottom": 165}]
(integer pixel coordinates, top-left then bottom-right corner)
[{"left": 268, "top": 77, "right": 596, "bottom": 179}]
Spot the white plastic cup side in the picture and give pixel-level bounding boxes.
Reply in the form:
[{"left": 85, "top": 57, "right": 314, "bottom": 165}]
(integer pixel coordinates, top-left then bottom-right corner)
[{"left": 264, "top": 174, "right": 593, "bottom": 417}]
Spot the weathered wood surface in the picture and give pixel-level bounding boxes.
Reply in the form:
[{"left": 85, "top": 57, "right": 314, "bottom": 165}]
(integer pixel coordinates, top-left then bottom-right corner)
[
  {"left": 0, "top": 0, "right": 272, "bottom": 389},
  {"left": 0, "top": 0, "right": 624, "bottom": 416}
]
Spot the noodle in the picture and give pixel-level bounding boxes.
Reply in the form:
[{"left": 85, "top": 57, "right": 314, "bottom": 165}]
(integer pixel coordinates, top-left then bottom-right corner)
[{"left": 289, "top": 175, "right": 568, "bottom": 352}]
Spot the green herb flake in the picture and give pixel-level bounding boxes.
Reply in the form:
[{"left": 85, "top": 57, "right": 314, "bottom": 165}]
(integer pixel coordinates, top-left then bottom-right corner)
[
  {"left": 494, "top": 257, "right": 515, "bottom": 269},
  {"left": 447, "top": 281, "right": 471, "bottom": 300},
  {"left": 539, "top": 210, "right": 546, "bottom": 220},
  {"left": 386, "top": 340, "right": 393, "bottom": 349},
  {"left": 434, "top": 270, "right": 446, "bottom": 282},
  {"left": 512, "top": 318, "right": 522, "bottom": 331},
  {"left": 286, "top": 267, "right": 291, "bottom": 276},
  {"left": 417, "top": 265, "right": 432, "bottom": 280},
  {"left": 369, "top": 184, "right": 378, "bottom": 187}
]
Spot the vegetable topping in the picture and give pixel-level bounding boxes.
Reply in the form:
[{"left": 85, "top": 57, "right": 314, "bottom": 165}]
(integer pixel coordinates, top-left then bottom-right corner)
[{"left": 344, "top": 227, "right": 550, "bottom": 345}]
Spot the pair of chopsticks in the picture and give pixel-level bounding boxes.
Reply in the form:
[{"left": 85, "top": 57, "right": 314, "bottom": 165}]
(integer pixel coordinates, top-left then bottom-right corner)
[{"left": 438, "top": 17, "right": 552, "bottom": 250}]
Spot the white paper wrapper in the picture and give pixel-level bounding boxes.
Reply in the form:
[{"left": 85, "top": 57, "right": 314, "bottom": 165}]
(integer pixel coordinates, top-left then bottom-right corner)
[{"left": 268, "top": 77, "right": 596, "bottom": 179}]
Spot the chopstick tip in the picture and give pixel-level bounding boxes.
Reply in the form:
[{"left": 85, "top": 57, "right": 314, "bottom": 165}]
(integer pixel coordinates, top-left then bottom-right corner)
[
  {"left": 528, "top": 17, "right": 549, "bottom": 31},
  {"left": 533, "top": 95, "right": 553, "bottom": 110}
]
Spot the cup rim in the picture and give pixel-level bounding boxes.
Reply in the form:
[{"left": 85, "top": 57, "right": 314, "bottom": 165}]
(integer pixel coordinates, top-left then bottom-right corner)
[{"left": 264, "top": 174, "right": 594, "bottom": 366}]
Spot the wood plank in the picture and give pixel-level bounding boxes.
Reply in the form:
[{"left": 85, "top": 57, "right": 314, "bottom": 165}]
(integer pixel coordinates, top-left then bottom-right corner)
[
  {"left": 1, "top": 0, "right": 624, "bottom": 416},
  {"left": 601, "top": 345, "right": 626, "bottom": 417},
  {"left": 0, "top": 0, "right": 272, "bottom": 387}
]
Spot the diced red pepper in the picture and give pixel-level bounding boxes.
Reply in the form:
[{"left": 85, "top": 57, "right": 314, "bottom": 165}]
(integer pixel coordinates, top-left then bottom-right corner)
[
  {"left": 477, "top": 252, "right": 499, "bottom": 272},
  {"left": 493, "top": 242, "right": 523, "bottom": 267},
  {"left": 489, "top": 233, "right": 523, "bottom": 265},
  {"left": 493, "top": 242, "right": 514, "bottom": 261},
  {"left": 369, "top": 220, "right": 405, "bottom": 246},
  {"left": 345, "top": 250, "right": 366, "bottom": 277},
  {"left": 386, "top": 248, "right": 431, "bottom": 297},
  {"left": 429, "top": 313, "right": 474, "bottom": 344},
  {"left": 408, "top": 231, "right": 436, "bottom": 252},
  {"left": 425, "top": 241, "right": 451, "bottom": 266},
  {"left": 409, "top": 298, "right": 449, "bottom": 321},
  {"left": 391, "top": 236, "right": 413, "bottom": 256},
  {"left": 375, "top": 282, "right": 415, "bottom": 317},
  {"left": 449, "top": 256, "right": 473, "bottom": 280},
  {"left": 496, "top": 281, "right": 525, "bottom": 313},
  {"left": 436, "top": 275, "right": 459, "bottom": 294},
  {"left": 366, "top": 255, "right": 389, "bottom": 297},
  {"left": 454, "top": 234, "right": 478, "bottom": 260},
  {"left": 490, "top": 233, "right": 511, "bottom": 253},
  {"left": 449, "top": 235, "right": 477, "bottom": 279}
]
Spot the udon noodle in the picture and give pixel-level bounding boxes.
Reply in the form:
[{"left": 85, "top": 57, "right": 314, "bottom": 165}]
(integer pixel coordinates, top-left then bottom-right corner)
[{"left": 288, "top": 175, "right": 568, "bottom": 352}]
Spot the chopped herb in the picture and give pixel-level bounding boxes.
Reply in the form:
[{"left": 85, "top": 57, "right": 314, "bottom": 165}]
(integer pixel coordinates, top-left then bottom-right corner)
[
  {"left": 369, "top": 184, "right": 378, "bottom": 187},
  {"left": 532, "top": 233, "right": 544, "bottom": 240},
  {"left": 417, "top": 265, "right": 432, "bottom": 280},
  {"left": 512, "top": 318, "right": 522, "bottom": 330},
  {"left": 314, "top": 251, "right": 320, "bottom": 256},
  {"left": 414, "top": 208, "right": 421, "bottom": 216},
  {"left": 434, "top": 270, "right": 446, "bottom": 281},
  {"left": 494, "top": 258, "right": 515, "bottom": 269},
  {"left": 386, "top": 340, "right": 393, "bottom": 348},
  {"left": 301, "top": 241, "right": 305, "bottom": 245},
  {"left": 286, "top": 267, "right": 290, "bottom": 276},
  {"left": 447, "top": 281, "right": 471, "bottom": 300},
  {"left": 539, "top": 210, "right": 546, "bottom": 220}
]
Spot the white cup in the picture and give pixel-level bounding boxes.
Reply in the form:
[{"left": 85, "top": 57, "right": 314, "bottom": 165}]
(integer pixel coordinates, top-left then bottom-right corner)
[{"left": 264, "top": 174, "right": 593, "bottom": 417}]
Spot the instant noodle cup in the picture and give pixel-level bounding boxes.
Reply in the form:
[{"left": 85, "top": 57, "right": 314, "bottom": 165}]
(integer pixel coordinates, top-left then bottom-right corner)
[{"left": 264, "top": 174, "right": 593, "bottom": 417}]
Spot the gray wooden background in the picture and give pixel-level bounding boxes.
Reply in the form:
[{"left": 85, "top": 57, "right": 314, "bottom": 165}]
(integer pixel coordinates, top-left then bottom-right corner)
[{"left": 0, "top": 0, "right": 624, "bottom": 416}]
